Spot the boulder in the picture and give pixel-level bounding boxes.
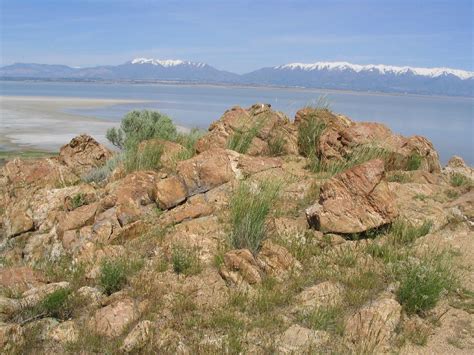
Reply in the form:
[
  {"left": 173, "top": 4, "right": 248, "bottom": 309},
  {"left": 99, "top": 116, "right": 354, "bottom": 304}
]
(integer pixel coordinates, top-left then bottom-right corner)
[
  {"left": 345, "top": 298, "right": 401, "bottom": 352},
  {"left": 277, "top": 324, "right": 330, "bottom": 353},
  {"left": 256, "top": 240, "right": 302, "bottom": 279},
  {"left": 90, "top": 298, "right": 140, "bottom": 338},
  {"left": 48, "top": 320, "right": 79, "bottom": 344},
  {"left": 196, "top": 104, "right": 298, "bottom": 156},
  {"left": 0, "top": 266, "right": 47, "bottom": 294},
  {"left": 58, "top": 134, "right": 112, "bottom": 176},
  {"left": 306, "top": 159, "right": 398, "bottom": 233},
  {"left": 219, "top": 249, "right": 263, "bottom": 285},
  {"left": 0, "top": 322, "right": 24, "bottom": 353},
  {"left": 57, "top": 202, "right": 101, "bottom": 236},
  {"left": 155, "top": 175, "right": 187, "bottom": 210},
  {"left": 120, "top": 320, "right": 153, "bottom": 353},
  {"left": 293, "top": 281, "right": 345, "bottom": 312}
]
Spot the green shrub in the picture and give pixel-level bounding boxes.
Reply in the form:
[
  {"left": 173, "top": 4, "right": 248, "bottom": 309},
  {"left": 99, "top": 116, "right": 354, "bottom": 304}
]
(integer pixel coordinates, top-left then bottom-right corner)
[
  {"left": 229, "top": 180, "right": 280, "bottom": 253},
  {"left": 227, "top": 123, "right": 261, "bottom": 154},
  {"left": 40, "top": 288, "right": 73, "bottom": 319},
  {"left": 389, "top": 219, "right": 432, "bottom": 245},
  {"left": 297, "top": 113, "right": 326, "bottom": 158},
  {"left": 450, "top": 173, "right": 471, "bottom": 187},
  {"left": 171, "top": 245, "right": 202, "bottom": 276},
  {"left": 175, "top": 128, "right": 204, "bottom": 160},
  {"left": 396, "top": 253, "right": 455, "bottom": 314},
  {"left": 99, "top": 258, "right": 143, "bottom": 295},
  {"left": 268, "top": 135, "right": 286, "bottom": 156},
  {"left": 407, "top": 152, "right": 422, "bottom": 171},
  {"left": 106, "top": 110, "right": 177, "bottom": 150},
  {"left": 70, "top": 193, "right": 86, "bottom": 209},
  {"left": 123, "top": 141, "right": 163, "bottom": 173}
]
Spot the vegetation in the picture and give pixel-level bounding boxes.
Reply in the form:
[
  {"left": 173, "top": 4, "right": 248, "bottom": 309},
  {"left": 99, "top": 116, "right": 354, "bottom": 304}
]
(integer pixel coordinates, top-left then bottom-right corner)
[
  {"left": 171, "top": 245, "right": 202, "bottom": 276},
  {"left": 82, "top": 153, "right": 123, "bottom": 183},
  {"left": 396, "top": 253, "right": 456, "bottom": 314},
  {"left": 389, "top": 219, "right": 432, "bottom": 245},
  {"left": 227, "top": 122, "right": 262, "bottom": 154},
  {"left": 297, "top": 306, "right": 344, "bottom": 335},
  {"left": 297, "top": 111, "right": 326, "bottom": 158},
  {"left": 70, "top": 193, "right": 86, "bottom": 209},
  {"left": 387, "top": 171, "right": 412, "bottom": 183},
  {"left": 99, "top": 258, "right": 144, "bottom": 295},
  {"left": 406, "top": 152, "right": 422, "bottom": 171},
  {"left": 123, "top": 141, "right": 163, "bottom": 173},
  {"left": 229, "top": 180, "right": 280, "bottom": 253},
  {"left": 268, "top": 134, "right": 286, "bottom": 156},
  {"left": 450, "top": 172, "right": 471, "bottom": 187}
]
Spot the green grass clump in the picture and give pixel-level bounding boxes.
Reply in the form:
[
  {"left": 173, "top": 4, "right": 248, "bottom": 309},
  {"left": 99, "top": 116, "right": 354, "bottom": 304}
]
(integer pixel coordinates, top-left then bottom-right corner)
[
  {"left": 396, "top": 253, "right": 456, "bottom": 314},
  {"left": 40, "top": 288, "right": 74, "bottom": 320},
  {"left": 297, "top": 306, "right": 344, "bottom": 335},
  {"left": 389, "top": 219, "right": 432, "bottom": 245},
  {"left": 229, "top": 180, "right": 280, "bottom": 253},
  {"left": 123, "top": 141, "right": 163, "bottom": 173},
  {"left": 99, "top": 258, "right": 144, "bottom": 295},
  {"left": 175, "top": 128, "right": 204, "bottom": 160},
  {"left": 227, "top": 123, "right": 261, "bottom": 154},
  {"left": 450, "top": 173, "right": 471, "bottom": 187},
  {"left": 297, "top": 112, "right": 326, "bottom": 158},
  {"left": 268, "top": 134, "right": 286, "bottom": 156},
  {"left": 70, "top": 193, "right": 86, "bottom": 209},
  {"left": 407, "top": 152, "right": 422, "bottom": 171},
  {"left": 171, "top": 245, "right": 202, "bottom": 276}
]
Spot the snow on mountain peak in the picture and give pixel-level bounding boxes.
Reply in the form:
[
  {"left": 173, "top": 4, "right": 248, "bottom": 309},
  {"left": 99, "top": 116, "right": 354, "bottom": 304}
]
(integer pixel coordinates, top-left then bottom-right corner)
[
  {"left": 130, "top": 57, "right": 206, "bottom": 68},
  {"left": 275, "top": 62, "right": 474, "bottom": 80}
]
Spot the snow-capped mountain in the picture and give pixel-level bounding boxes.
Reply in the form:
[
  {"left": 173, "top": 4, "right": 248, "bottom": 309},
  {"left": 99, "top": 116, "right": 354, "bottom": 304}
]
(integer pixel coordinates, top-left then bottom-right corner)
[
  {"left": 242, "top": 62, "right": 473, "bottom": 96},
  {"left": 1, "top": 59, "right": 472, "bottom": 96}
]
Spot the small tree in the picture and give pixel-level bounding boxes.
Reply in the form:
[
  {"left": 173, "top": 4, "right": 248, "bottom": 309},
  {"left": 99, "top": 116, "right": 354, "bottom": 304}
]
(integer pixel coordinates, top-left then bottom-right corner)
[{"left": 106, "top": 110, "right": 177, "bottom": 150}]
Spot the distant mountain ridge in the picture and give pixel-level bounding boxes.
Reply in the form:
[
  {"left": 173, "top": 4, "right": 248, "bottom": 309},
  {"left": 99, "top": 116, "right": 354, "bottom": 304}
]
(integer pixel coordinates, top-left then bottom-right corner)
[{"left": 1, "top": 58, "right": 472, "bottom": 96}]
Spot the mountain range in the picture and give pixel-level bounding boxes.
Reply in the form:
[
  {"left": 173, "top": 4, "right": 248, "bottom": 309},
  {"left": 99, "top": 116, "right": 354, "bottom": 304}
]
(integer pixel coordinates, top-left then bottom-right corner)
[{"left": 1, "top": 58, "right": 472, "bottom": 97}]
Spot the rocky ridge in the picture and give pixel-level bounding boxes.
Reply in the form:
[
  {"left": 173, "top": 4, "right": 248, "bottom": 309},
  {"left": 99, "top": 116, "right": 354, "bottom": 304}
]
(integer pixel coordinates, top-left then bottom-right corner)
[{"left": 1, "top": 103, "right": 473, "bottom": 353}]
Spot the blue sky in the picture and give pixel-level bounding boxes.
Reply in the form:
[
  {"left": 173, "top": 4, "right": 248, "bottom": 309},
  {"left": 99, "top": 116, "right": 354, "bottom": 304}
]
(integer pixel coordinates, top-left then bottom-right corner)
[{"left": 1, "top": 0, "right": 472, "bottom": 73}]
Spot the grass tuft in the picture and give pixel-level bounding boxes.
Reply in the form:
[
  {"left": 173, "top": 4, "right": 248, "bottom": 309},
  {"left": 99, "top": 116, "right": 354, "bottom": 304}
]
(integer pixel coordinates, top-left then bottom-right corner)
[
  {"left": 227, "top": 123, "right": 261, "bottom": 154},
  {"left": 171, "top": 245, "right": 202, "bottom": 276},
  {"left": 70, "top": 193, "right": 86, "bottom": 209},
  {"left": 99, "top": 258, "right": 144, "bottom": 295},
  {"left": 407, "top": 152, "right": 422, "bottom": 171},
  {"left": 450, "top": 173, "right": 471, "bottom": 187},
  {"left": 389, "top": 219, "right": 432, "bottom": 245},
  {"left": 229, "top": 180, "right": 280, "bottom": 253}
]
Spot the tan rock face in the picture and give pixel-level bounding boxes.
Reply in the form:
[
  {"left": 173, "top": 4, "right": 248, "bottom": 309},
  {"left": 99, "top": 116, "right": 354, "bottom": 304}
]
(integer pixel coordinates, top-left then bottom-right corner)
[
  {"left": 0, "top": 267, "right": 46, "bottom": 294},
  {"left": 58, "top": 134, "right": 112, "bottom": 176},
  {"left": 306, "top": 159, "right": 398, "bottom": 233},
  {"left": 196, "top": 103, "right": 298, "bottom": 156},
  {"left": 120, "top": 320, "right": 153, "bottom": 353},
  {"left": 293, "top": 281, "right": 345, "bottom": 312},
  {"left": 219, "top": 249, "right": 263, "bottom": 285},
  {"left": 256, "top": 240, "right": 302, "bottom": 279},
  {"left": 344, "top": 298, "right": 401, "bottom": 352},
  {"left": 0, "top": 322, "right": 25, "bottom": 353},
  {"left": 91, "top": 298, "right": 139, "bottom": 337},
  {"left": 155, "top": 175, "right": 187, "bottom": 210},
  {"left": 277, "top": 324, "right": 330, "bottom": 354},
  {"left": 57, "top": 202, "right": 101, "bottom": 237}
]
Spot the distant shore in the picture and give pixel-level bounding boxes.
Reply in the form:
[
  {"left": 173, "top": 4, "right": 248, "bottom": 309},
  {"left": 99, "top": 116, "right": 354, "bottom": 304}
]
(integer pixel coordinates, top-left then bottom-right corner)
[{"left": 0, "top": 96, "right": 148, "bottom": 152}]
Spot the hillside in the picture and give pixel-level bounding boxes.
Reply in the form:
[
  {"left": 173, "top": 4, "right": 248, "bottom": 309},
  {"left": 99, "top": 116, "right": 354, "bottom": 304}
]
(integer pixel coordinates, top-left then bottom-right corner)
[{"left": 0, "top": 104, "right": 473, "bottom": 353}]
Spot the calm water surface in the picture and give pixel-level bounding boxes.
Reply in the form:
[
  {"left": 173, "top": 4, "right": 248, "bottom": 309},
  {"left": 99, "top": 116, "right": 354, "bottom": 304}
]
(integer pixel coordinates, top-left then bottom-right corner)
[{"left": 1, "top": 81, "right": 472, "bottom": 164}]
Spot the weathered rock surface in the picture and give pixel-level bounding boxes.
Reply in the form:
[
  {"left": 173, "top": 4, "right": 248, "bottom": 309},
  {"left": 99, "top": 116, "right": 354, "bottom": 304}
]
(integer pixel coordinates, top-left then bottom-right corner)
[
  {"left": 277, "top": 324, "right": 330, "bottom": 353},
  {"left": 0, "top": 266, "right": 46, "bottom": 294},
  {"left": 196, "top": 103, "right": 298, "bottom": 156},
  {"left": 58, "top": 134, "right": 112, "bottom": 176},
  {"left": 306, "top": 159, "right": 398, "bottom": 233},
  {"left": 90, "top": 298, "right": 140, "bottom": 337},
  {"left": 120, "top": 320, "right": 153, "bottom": 353}
]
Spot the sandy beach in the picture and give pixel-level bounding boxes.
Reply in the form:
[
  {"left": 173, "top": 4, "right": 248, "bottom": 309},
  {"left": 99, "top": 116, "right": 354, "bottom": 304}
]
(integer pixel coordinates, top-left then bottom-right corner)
[{"left": 0, "top": 96, "right": 148, "bottom": 151}]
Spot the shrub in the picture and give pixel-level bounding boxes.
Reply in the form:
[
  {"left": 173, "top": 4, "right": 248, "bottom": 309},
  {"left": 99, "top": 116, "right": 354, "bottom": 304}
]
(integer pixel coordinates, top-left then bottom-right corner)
[
  {"left": 227, "top": 123, "right": 261, "bottom": 154},
  {"left": 175, "top": 128, "right": 204, "bottom": 160},
  {"left": 229, "top": 180, "right": 280, "bottom": 253},
  {"left": 106, "top": 110, "right": 177, "bottom": 150},
  {"left": 297, "top": 112, "right": 326, "bottom": 158},
  {"left": 450, "top": 173, "right": 471, "bottom": 187},
  {"left": 396, "top": 253, "right": 455, "bottom": 314},
  {"left": 389, "top": 219, "right": 432, "bottom": 245},
  {"left": 268, "top": 135, "right": 286, "bottom": 156},
  {"left": 99, "top": 258, "right": 143, "bottom": 295},
  {"left": 123, "top": 141, "right": 163, "bottom": 173},
  {"left": 40, "top": 288, "right": 73, "bottom": 319},
  {"left": 70, "top": 193, "right": 86, "bottom": 209},
  {"left": 406, "top": 152, "right": 422, "bottom": 171},
  {"left": 82, "top": 154, "right": 123, "bottom": 183},
  {"left": 171, "top": 245, "right": 202, "bottom": 276}
]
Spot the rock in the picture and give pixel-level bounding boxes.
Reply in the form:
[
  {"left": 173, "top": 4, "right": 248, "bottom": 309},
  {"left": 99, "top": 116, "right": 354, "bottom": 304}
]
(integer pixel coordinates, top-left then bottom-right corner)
[
  {"left": 58, "top": 134, "right": 112, "bottom": 176},
  {"left": 48, "top": 320, "right": 79, "bottom": 344},
  {"left": 237, "top": 155, "right": 282, "bottom": 176},
  {"left": 57, "top": 202, "right": 100, "bottom": 236},
  {"left": 219, "top": 249, "right": 263, "bottom": 285},
  {"left": 277, "top": 324, "right": 330, "bottom": 353},
  {"left": 176, "top": 148, "right": 237, "bottom": 196},
  {"left": 196, "top": 103, "right": 298, "bottom": 156},
  {"left": 138, "top": 138, "right": 186, "bottom": 171},
  {"left": 90, "top": 298, "right": 139, "bottom": 337},
  {"left": 3, "top": 203, "right": 34, "bottom": 238},
  {"left": 447, "top": 155, "right": 467, "bottom": 168},
  {"left": 293, "top": 281, "right": 345, "bottom": 312},
  {"left": 345, "top": 298, "right": 401, "bottom": 352},
  {"left": 443, "top": 155, "right": 473, "bottom": 181},
  {"left": 0, "top": 322, "right": 25, "bottom": 353},
  {"left": 120, "top": 320, "right": 153, "bottom": 353},
  {"left": 306, "top": 159, "right": 398, "bottom": 233},
  {"left": 256, "top": 240, "right": 302, "bottom": 279},
  {"left": 159, "top": 194, "right": 214, "bottom": 226},
  {"left": 76, "top": 286, "right": 105, "bottom": 308},
  {"left": 155, "top": 175, "right": 187, "bottom": 210},
  {"left": 20, "top": 282, "right": 70, "bottom": 310},
  {"left": 0, "top": 266, "right": 47, "bottom": 294}
]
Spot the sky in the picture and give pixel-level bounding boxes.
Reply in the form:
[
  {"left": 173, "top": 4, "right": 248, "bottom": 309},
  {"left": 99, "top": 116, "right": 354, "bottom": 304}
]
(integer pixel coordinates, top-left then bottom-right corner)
[{"left": 0, "top": 0, "right": 472, "bottom": 73}]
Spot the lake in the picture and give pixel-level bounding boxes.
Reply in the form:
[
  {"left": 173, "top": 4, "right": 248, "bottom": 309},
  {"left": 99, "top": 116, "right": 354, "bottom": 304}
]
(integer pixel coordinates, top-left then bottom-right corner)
[{"left": 1, "top": 80, "right": 472, "bottom": 164}]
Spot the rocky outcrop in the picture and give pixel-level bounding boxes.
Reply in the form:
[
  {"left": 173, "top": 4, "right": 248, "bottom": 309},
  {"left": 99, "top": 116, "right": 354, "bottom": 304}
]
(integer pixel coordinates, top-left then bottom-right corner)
[
  {"left": 90, "top": 298, "right": 140, "bottom": 338},
  {"left": 0, "top": 267, "right": 46, "bottom": 294},
  {"left": 196, "top": 104, "right": 298, "bottom": 156},
  {"left": 277, "top": 324, "right": 330, "bottom": 353},
  {"left": 306, "top": 159, "right": 398, "bottom": 233},
  {"left": 58, "top": 134, "right": 112, "bottom": 176}
]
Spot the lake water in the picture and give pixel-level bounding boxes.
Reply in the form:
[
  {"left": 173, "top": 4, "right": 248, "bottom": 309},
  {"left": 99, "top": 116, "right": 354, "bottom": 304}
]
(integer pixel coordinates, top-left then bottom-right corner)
[{"left": 1, "top": 80, "right": 473, "bottom": 164}]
